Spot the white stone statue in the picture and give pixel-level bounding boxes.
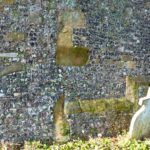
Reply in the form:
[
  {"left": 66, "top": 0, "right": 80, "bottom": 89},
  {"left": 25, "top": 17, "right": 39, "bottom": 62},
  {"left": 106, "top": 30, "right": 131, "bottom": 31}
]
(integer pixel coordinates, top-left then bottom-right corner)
[{"left": 129, "top": 87, "right": 150, "bottom": 139}]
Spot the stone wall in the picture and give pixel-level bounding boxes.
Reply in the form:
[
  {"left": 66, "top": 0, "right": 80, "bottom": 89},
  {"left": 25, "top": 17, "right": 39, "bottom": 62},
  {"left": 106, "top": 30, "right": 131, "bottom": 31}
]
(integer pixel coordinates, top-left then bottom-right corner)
[{"left": 0, "top": 0, "right": 149, "bottom": 142}]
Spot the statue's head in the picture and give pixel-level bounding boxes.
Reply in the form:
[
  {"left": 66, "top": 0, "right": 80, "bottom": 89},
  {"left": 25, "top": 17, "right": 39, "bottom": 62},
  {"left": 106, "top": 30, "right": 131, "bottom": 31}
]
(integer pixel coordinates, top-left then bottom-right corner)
[{"left": 139, "top": 87, "right": 150, "bottom": 106}]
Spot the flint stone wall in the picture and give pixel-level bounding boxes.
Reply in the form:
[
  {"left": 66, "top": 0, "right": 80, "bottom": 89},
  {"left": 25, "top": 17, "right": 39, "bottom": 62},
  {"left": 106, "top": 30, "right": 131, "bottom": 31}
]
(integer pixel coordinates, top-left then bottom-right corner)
[{"left": 0, "top": 0, "right": 149, "bottom": 142}]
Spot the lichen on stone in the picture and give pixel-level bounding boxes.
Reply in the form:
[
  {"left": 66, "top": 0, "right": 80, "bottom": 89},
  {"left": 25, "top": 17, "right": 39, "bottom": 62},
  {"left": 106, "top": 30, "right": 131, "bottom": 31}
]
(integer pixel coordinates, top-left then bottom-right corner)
[{"left": 64, "top": 97, "right": 134, "bottom": 115}]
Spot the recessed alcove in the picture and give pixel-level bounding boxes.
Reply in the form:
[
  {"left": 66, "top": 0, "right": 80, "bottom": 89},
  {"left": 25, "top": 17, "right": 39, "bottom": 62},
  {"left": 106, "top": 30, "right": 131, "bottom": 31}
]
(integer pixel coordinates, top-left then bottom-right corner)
[{"left": 125, "top": 76, "right": 150, "bottom": 104}]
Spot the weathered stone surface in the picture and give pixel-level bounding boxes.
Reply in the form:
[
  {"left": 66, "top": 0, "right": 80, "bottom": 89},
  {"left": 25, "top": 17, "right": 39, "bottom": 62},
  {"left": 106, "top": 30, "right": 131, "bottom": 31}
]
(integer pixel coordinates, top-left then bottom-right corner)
[
  {"left": 54, "top": 95, "right": 70, "bottom": 142},
  {"left": 5, "top": 32, "right": 25, "bottom": 42},
  {"left": 126, "top": 61, "right": 136, "bottom": 69},
  {"left": 0, "top": 5, "right": 4, "bottom": 12},
  {"left": 0, "top": 0, "right": 149, "bottom": 143},
  {"left": 57, "top": 10, "right": 85, "bottom": 48},
  {"left": 0, "top": 63, "right": 25, "bottom": 77},
  {"left": 64, "top": 97, "right": 133, "bottom": 115},
  {"left": 65, "top": 97, "right": 134, "bottom": 138},
  {"left": 0, "top": 53, "right": 18, "bottom": 58},
  {"left": 56, "top": 7, "right": 88, "bottom": 66},
  {"left": 56, "top": 46, "right": 88, "bottom": 66},
  {"left": 125, "top": 76, "right": 138, "bottom": 103}
]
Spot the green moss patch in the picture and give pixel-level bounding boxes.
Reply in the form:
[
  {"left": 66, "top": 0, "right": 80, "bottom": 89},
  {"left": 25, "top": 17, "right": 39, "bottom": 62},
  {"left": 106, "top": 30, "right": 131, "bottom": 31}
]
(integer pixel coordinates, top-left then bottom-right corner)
[
  {"left": 64, "top": 97, "right": 134, "bottom": 115},
  {"left": 54, "top": 95, "right": 70, "bottom": 143},
  {"left": 56, "top": 46, "right": 88, "bottom": 66}
]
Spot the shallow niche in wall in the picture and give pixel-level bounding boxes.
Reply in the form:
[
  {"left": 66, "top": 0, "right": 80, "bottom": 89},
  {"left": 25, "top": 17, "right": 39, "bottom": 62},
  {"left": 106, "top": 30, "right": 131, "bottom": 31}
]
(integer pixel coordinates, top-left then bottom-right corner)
[
  {"left": 56, "top": 46, "right": 88, "bottom": 66},
  {"left": 125, "top": 76, "right": 150, "bottom": 107}
]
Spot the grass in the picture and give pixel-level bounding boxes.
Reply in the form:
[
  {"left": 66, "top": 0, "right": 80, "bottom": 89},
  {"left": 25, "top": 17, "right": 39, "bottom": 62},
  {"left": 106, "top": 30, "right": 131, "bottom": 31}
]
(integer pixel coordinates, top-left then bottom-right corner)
[
  {"left": 56, "top": 46, "right": 88, "bottom": 66},
  {"left": 3, "top": 135, "right": 150, "bottom": 150}
]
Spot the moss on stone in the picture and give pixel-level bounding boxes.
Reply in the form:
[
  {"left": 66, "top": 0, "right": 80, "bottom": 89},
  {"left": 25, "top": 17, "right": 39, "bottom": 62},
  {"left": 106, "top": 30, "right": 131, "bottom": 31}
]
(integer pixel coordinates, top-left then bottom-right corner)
[
  {"left": 64, "top": 97, "right": 134, "bottom": 115},
  {"left": 0, "top": 63, "right": 26, "bottom": 77},
  {"left": 56, "top": 46, "right": 88, "bottom": 66},
  {"left": 126, "top": 76, "right": 150, "bottom": 108},
  {"left": 125, "top": 76, "right": 139, "bottom": 104},
  {"left": 54, "top": 95, "right": 70, "bottom": 143}
]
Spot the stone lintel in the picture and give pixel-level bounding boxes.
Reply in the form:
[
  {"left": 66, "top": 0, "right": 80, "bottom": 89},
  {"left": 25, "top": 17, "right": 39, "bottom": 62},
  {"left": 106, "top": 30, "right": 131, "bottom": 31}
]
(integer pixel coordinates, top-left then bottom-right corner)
[{"left": 0, "top": 53, "right": 18, "bottom": 58}]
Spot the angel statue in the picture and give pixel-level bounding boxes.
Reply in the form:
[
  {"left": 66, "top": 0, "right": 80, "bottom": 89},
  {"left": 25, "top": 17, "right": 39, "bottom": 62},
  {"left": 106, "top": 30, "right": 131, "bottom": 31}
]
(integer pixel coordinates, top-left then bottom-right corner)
[{"left": 129, "top": 87, "right": 150, "bottom": 139}]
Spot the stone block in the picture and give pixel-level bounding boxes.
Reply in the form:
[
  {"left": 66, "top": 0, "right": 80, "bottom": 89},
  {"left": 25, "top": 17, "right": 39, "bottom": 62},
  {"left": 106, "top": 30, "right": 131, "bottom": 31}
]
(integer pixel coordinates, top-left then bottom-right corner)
[
  {"left": 5, "top": 32, "right": 25, "bottom": 42},
  {"left": 0, "top": 53, "right": 18, "bottom": 58}
]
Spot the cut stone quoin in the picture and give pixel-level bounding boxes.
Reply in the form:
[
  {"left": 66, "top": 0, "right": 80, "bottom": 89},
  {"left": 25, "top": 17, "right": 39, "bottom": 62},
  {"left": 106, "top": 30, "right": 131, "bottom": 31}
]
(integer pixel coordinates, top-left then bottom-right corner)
[{"left": 56, "top": 9, "right": 89, "bottom": 66}]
